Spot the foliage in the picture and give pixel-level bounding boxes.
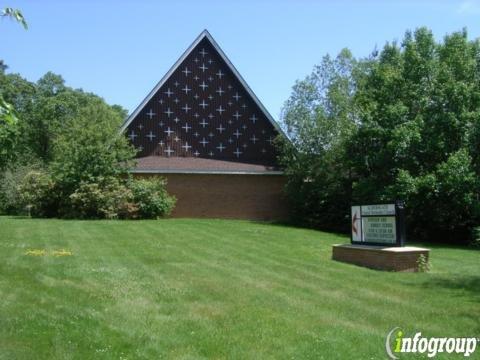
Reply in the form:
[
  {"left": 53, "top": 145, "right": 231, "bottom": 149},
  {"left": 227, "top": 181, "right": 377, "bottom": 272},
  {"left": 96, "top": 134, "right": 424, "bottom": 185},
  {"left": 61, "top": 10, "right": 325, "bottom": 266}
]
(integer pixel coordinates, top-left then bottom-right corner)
[
  {"left": 0, "top": 94, "right": 19, "bottom": 170},
  {"left": 281, "top": 27, "right": 480, "bottom": 243},
  {"left": 1, "top": 7, "right": 27, "bottom": 29},
  {"left": 67, "top": 177, "right": 137, "bottom": 219},
  {"left": 279, "top": 49, "right": 365, "bottom": 232},
  {"left": 50, "top": 99, "right": 136, "bottom": 202},
  {"left": 127, "top": 177, "right": 176, "bottom": 219},
  {"left": 0, "top": 158, "right": 43, "bottom": 214},
  {"left": 471, "top": 227, "right": 480, "bottom": 248},
  {"left": 17, "top": 170, "right": 58, "bottom": 217},
  {"left": 416, "top": 254, "right": 430, "bottom": 273}
]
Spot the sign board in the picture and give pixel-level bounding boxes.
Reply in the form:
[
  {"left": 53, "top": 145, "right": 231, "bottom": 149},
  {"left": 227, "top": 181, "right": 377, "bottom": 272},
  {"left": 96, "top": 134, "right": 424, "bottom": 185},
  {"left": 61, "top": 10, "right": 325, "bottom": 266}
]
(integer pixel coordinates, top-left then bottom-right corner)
[{"left": 351, "top": 201, "right": 406, "bottom": 246}]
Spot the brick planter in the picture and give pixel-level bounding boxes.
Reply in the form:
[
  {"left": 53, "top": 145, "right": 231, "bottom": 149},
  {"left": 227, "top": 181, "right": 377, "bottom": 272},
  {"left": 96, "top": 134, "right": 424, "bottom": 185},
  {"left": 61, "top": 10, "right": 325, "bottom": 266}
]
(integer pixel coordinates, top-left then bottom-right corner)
[{"left": 332, "top": 244, "right": 430, "bottom": 272}]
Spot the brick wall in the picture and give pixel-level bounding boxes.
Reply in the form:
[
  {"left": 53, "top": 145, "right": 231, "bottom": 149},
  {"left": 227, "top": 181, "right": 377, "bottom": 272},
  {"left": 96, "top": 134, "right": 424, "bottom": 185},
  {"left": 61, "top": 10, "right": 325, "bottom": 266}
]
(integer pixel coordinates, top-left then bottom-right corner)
[
  {"left": 332, "top": 245, "right": 430, "bottom": 272},
  {"left": 135, "top": 173, "right": 289, "bottom": 220}
]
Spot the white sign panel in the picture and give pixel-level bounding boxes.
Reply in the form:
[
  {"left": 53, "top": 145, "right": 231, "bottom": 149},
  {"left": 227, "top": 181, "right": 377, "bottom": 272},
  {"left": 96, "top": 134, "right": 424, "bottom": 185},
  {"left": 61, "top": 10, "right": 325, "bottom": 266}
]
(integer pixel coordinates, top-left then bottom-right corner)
[
  {"left": 351, "top": 203, "right": 401, "bottom": 245},
  {"left": 361, "top": 204, "right": 395, "bottom": 216},
  {"left": 361, "top": 216, "right": 396, "bottom": 244},
  {"left": 351, "top": 206, "right": 362, "bottom": 242}
]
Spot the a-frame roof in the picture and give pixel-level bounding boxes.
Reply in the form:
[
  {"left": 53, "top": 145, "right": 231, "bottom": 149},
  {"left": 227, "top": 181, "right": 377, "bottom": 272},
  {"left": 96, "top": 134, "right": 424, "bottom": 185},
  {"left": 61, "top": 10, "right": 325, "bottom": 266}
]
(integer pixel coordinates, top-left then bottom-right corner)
[{"left": 121, "top": 30, "right": 284, "bottom": 137}]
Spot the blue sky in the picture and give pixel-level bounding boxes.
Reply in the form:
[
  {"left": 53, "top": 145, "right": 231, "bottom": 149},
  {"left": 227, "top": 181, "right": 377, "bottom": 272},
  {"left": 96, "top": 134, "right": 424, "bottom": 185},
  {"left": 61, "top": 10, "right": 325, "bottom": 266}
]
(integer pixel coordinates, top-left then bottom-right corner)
[{"left": 2, "top": 0, "right": 480, "bottom": 119}]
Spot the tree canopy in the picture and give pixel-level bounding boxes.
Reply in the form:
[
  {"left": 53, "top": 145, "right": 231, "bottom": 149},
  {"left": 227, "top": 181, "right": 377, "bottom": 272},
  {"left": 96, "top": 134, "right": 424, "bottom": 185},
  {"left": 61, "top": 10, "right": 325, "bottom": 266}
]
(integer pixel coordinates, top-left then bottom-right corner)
[{"left": 281, "top": 27, "right": 480, "bottom": 243}]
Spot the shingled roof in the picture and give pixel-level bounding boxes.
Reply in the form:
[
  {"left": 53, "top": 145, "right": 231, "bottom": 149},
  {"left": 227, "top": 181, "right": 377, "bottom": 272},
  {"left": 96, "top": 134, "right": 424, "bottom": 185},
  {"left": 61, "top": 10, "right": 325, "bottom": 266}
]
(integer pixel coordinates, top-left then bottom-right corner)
[{"left": 122, "top": 30, "right": 284, "bottom": 174}]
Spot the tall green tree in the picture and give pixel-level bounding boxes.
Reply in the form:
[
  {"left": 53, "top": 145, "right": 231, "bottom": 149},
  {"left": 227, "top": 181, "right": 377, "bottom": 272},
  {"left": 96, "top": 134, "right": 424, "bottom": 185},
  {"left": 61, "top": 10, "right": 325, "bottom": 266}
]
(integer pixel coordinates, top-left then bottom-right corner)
[{"left": 280, "top": 49, "right": 367, "bottom": 231}]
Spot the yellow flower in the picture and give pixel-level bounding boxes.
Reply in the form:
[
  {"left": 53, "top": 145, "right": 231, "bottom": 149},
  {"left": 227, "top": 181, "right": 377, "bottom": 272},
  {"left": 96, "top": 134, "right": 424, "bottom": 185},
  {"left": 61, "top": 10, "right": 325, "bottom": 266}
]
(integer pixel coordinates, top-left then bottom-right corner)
[{"left": 52, "top": 249, "right": 73, "bottom": 257}]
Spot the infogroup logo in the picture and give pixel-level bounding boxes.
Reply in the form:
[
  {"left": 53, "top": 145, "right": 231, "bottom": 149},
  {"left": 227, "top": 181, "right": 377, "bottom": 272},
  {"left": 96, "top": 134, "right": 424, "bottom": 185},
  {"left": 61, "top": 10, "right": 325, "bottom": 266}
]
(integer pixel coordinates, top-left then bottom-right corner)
[{"left": 385, "top": 327, "right": 478, "bottom": 359}]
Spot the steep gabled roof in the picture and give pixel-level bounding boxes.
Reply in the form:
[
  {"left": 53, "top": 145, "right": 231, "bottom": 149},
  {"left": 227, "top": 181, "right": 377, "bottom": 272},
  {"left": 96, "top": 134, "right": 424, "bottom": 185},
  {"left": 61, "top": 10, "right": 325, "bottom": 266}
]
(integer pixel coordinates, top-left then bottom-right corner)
[{"left": 121, "top": 29, "right": 285, "bottom": 137}]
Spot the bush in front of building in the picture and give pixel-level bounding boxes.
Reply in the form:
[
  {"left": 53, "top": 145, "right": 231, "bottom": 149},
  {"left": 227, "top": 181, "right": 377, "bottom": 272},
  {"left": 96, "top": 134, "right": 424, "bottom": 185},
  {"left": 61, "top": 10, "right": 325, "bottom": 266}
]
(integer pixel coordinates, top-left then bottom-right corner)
[{"left": 127, "top": 178, "right": 176, "bottom": 219}]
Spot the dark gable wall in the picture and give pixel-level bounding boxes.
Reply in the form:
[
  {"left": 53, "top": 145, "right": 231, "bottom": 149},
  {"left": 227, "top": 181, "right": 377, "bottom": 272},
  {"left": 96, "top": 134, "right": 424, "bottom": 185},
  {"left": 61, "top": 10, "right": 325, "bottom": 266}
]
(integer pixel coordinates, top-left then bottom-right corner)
[{"left": 125, "top": 37, "right": 280, "bottom": 166}]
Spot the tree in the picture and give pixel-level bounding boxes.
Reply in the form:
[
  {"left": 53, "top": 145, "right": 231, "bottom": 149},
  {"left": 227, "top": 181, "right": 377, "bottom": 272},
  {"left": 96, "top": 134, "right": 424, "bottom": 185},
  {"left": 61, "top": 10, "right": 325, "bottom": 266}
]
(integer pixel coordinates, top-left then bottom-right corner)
[
  {"left": 279, "top": 49, "right": 367, "bottom": 231},
  {"left": 0, "top": 6, "right": 27, "bottom": 169},
  {"left": 50, "top": 99, "right": 136, "bottom": 203}
]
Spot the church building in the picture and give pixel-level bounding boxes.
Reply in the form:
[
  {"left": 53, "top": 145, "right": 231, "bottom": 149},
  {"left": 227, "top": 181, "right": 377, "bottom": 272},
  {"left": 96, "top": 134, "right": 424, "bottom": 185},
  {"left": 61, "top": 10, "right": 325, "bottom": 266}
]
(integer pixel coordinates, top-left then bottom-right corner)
[{"left": 122, "top": 30, "right": 288, "bottom": 219}]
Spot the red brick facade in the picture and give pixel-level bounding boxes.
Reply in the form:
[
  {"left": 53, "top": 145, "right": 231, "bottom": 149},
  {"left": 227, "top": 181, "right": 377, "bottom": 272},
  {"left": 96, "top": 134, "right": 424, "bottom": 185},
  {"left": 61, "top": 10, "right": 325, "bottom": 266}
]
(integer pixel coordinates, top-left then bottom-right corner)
[{"left": 137, "top": 173, "right": 288, "bottom": 220}]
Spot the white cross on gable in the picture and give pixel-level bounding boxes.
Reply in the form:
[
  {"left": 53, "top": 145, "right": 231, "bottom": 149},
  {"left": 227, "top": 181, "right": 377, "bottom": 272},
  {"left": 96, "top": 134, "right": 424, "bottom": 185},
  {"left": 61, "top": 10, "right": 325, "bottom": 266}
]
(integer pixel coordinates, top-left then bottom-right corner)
[
  {"left": 267, "top": 136, "right": 274, "bottom": 144},
  {"left": 216, "top": 70, "right": 224, "bottom": 79},
  {"left": 194, "top": 94, "right": 199, "bottom": 99},
  {"left": 194, "top": 57, "right": 199, "bottom": 63},
  {"left": 216, "top": 143, "right": 226, "bottom": 152},
  {"left": 193, "top": 113, "right": 200, "bottom": 118},
  {"left": 164, "top": 127, "right": 174, "bottom": 136},
  {"left": 208, "top": 113, "right": 214, "bottom": 119},
  {"left": 199, "top": 63, "right": 208, "bottom": 72},
  {"left": 159, "top": 140, "right": 164, "bottom": 146},
  {"left": 199, "top": 81, "right": 208, "bottom": 91},
  {"left": 174, "top": 135, "right": 180, "bottom": 142},
  {"left": 242, "top": 143, "right": 248, "bottom": 149},
  {"left": 193, "top": 131, "right": 200, "bottom": 137},
  {"left": 208, "top": 76, "right": 213, "bottom": 82},
  {"left": 250, "top": 114, "right": 258, "bottom": 123},
  {"left": 261, "top": 148, "right": 266, "bottom": 153},
  {"left": 138, "top": 124, "right": 144, "bottom": 130},
  {"left": 200, "top": 138, "right": 209, "bottom": 147},
  {"left": 233, "top": 92, "right": 241, "bottom": 101},
  {"left": 159, "top": 99, "right": 164, "bottom": 104},
  {"left": 182, "top": 104, "right": 191, "bottom": 113},
  {"left": 199, "top": 100, "right": 209, "bottom": 109},
  {"left": 199, "top": 48, "right": 208, "bottom": 57},
  {"left": 242, "top": 103, "right": 247, "bottom": 109},
  {"left": 164, "top": 108, "right": 173, "bottom": 117},
  {"left": 146, "top": 131, "right": 156, "bottom": 141},
  {"left": 208, "top": 132, "right": 214, "bottom": 138},
  {"left": 174, "top": 81, "right": 180, "bottom": 87},
  {"left": 174, "top": 98, "right": 180, "bottom": 104},
  {"left": 194, "top": 75, "right": 200, "bottom": 81},
  {"left": 199, "top": 119, "right": 208, "bottom": 128},
  {"left": 137, "top": 145, "right": 143, "bottom": 152},
  {"left": 217, "top": 124, "right": 225, "bottom": 133},
  {"left": 242, "top": 124, "right": 247, "bottom": 130},
  {"left": 173, "top": 117, "right": 180, "bottom": 123},
  {"left": 182, "top": 142, "right": 192, "bottom": 151},
  {"left": 182, "top": 67, "right": 191, "bottom": 76},
  {"left": 228, "top": 138, "right": 234, "bottom": 144},
  {"left": 233, "top": 111, "right": 241, "bottom": 120},
  {"left": 216, "top": 87, "right": 225, "bottom": 96},
  {"left": 146, "top": 109, "right": 156, "bottom": 119},
  {"left": 233, "top": 129, "right": 242, "bottom": 138},
  {"left": 208, "top": 95, "right": 213, "bottom": 100},
  {"left": 208, "top": 59, "right": 213, "bottom": 64},
  {"left": 216, "top": 106, "right": 225, "bottom": 115},
  {"left": 164, "top": 88, "right": 174, "bottom": 97},
  {"left": 128, "top": 130, "right": 137, "bottom": 141},
  {"left": 182, "top": 85, "right": 191, "bottom": 94},
  {"left": 208, "top": 151, "right": 214, "bottom": 156},
  {"left": 158, "top": 121, "right": 164, "bottom": 127},
  {"left": 193, "top": 150, "right": 200, "bottom": 157},
  {"left": 228, "top": 101, "right": 233, "bottom": 106},
  {"left": 164, "top": 146, "right": 174, "bottom": 156},
  {"left": 250, "top": 135, "right": 258, "bottom": 144},
  {"left": 234, "top": 148, "right": 243, "bottom": 158},
  {"left": 182, "top": 123, "right": 191, "bottom": 133}
]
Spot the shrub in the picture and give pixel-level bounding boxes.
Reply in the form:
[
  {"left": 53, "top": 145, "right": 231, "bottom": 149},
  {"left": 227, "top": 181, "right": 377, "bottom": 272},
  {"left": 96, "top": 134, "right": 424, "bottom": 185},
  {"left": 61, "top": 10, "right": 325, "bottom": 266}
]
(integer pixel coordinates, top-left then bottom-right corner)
[
  {"left": 66, "top": 177, "right": 137, "bottom": 219},
  {"left": 0, "top": 159, "right": 44, "bottom": 214},
  {"left": 471, "top": 227, "right": 480, "bottom": 248},
  {"left": 127, "top": 177, "right": 176, "bottom": 219},
  {"left": 18, "top": 170, "right": 58, "bottom": 217}
]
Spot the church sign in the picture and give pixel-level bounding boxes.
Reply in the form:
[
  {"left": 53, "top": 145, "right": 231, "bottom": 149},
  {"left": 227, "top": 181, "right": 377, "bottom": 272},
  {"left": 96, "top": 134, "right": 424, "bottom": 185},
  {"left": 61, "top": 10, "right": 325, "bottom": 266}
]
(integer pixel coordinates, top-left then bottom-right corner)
[{"left": 351, "top": 201, "right": 406, "bottom": 246}]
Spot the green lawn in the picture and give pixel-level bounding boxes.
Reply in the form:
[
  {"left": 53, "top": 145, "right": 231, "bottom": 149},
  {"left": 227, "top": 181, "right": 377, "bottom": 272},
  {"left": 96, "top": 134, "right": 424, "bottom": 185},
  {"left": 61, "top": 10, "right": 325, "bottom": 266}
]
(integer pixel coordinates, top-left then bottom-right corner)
[{"left": 0, "top": 217, "right": 478, "bottom": 359}]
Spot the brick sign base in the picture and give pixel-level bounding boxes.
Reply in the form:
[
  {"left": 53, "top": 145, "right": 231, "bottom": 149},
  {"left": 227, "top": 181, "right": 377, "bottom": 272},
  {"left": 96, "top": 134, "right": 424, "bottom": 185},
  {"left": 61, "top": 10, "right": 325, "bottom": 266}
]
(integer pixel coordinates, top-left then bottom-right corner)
[{"left": 332, "top": 244, "right": 430, "bottom": 272}]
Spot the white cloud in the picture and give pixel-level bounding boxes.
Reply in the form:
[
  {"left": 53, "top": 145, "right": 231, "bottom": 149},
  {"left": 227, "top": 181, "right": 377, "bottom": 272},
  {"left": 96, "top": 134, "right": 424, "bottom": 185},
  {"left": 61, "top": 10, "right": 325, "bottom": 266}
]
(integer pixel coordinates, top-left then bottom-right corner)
[{"left": 457, "top": 0, "right": 480, "bottom": 14}]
